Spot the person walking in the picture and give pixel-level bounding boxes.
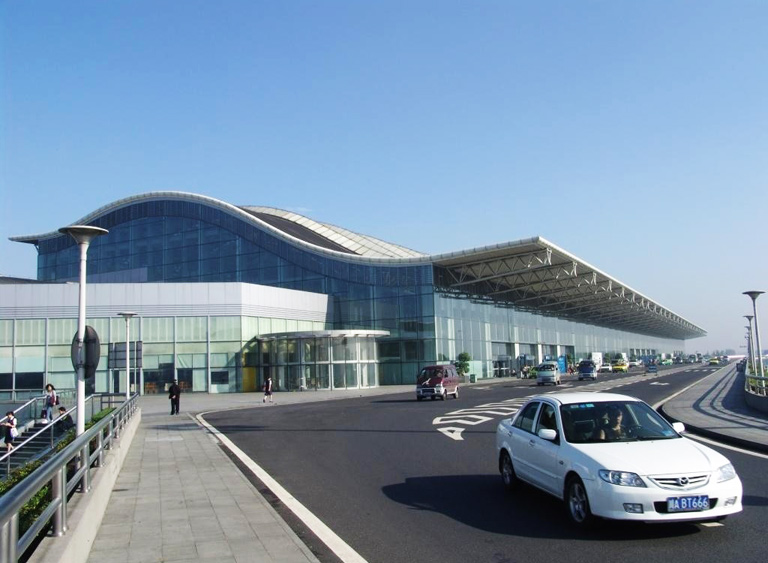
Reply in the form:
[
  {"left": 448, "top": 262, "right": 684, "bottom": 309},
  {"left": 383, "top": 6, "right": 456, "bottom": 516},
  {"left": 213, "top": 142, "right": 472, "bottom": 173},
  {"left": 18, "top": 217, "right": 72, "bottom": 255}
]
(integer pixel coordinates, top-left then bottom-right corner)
[
  {"left": 262, "top": 375, "right": 273, "bottom": 404},
  {"left": 44, "top": 383, "right": 58, "bottom": 422},
  {"left": 2, "top": 411, "right": 18, "bottom": 452},
  {"left": 168, "top": 379, "right": 181, "bottom": 415}
]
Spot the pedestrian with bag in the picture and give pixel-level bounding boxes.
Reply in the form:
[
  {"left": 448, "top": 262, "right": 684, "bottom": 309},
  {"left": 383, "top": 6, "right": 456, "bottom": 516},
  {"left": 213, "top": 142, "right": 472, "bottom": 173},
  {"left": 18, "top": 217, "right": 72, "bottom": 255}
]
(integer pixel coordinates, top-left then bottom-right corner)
[
  {"left": 168, "top": 379, "right": 181, "bottom": 415},
  {"left": 2, "top": 411, "right": 18, "bottom": 452},
  {"left": 44, "top": 383, "right": 58, "bottom": 422},
  {"left": 262, "top": 375, "right": 273, "bottom": 404}
]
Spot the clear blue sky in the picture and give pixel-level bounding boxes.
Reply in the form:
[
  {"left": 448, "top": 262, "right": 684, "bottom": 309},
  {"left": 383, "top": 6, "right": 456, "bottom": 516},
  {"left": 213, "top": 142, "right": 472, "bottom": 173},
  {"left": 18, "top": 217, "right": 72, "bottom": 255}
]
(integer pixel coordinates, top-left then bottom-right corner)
[{"left": 2, "top": 1, "right": 767, "bottom": 354}]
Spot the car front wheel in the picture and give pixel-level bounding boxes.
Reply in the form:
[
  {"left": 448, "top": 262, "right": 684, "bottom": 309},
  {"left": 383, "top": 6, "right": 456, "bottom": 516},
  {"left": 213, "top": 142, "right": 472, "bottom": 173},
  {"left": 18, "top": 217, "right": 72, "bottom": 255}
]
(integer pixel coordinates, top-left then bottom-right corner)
[
  {"left": 500, "top": 451, "right": 518, "bottom": 491},
  {"left": 566, "top": 476, "right": 593, "bottom": 527}
]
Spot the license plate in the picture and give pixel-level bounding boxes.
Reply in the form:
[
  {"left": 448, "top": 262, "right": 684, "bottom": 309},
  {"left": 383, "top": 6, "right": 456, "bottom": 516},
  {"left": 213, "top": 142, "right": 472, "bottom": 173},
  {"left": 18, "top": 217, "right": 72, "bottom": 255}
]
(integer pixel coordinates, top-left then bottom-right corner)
[{"left": 667, "top": 495, "right": 709, "bottom": 512}]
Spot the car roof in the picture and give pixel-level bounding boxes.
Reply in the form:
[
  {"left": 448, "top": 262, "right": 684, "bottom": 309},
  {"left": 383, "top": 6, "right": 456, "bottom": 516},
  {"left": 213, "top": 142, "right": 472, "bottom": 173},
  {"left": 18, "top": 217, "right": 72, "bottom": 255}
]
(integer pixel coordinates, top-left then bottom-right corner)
[{"left": 530, "top": 392, "right": 639, "bottom": 406}]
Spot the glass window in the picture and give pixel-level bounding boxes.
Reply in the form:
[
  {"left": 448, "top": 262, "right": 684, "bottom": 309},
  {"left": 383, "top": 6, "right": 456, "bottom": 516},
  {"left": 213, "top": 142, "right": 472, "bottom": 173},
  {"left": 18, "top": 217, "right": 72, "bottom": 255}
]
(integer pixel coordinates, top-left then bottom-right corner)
[
  {"left": 514, "top": 402, "right": 540, "bottom": 433},
  {"left": 210, "top": 317, "right": 240, "bottom": 341},
  {"left": 345, "top": 364, "right": 357, "bottom": 388},
  {"left": 360, "top": 338, "right": 376, "bottom": 362},
  {"left": 176, "top": 317, "right": 207, "bottom": 342},
  {"left": 15, "top": 347, "right": 45, "bottom": 371},
  {"left": 48, "top": 319, "right": 77, "bottom": 345},
  {"left": 15, "top": 320, "right": 46, "bottom": 345},
  {"left": 144, "top": 318, "right": 174, "bottom": 342},
  {"left": 332, "top": 364, "right": 345, "bottom": 389}
]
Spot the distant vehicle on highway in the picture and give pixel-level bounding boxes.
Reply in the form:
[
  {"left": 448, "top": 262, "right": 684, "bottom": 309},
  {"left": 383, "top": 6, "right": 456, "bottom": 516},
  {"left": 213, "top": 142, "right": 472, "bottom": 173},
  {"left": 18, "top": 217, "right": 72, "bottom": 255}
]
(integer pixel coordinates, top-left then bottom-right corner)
[
  {"left": 495, "top": 392, "right": 743, "bottom": 527},
  {"left": 708, "top": 357, "right": 720, "bottom": 366},
  {"left": 597, "top": 363, "right": 613, "bottom": 373},
  {"left": 577, "top": 360, "right": 598, "bottom": 381},
  {"left": 628, "top": 359, "right": 642, "bottom": 368},
  {"left": 611, "top": 360, "right": 629, "bottom": 373},
  {"left": 661, "top": 359, "right": 673, "bottom": 365}
]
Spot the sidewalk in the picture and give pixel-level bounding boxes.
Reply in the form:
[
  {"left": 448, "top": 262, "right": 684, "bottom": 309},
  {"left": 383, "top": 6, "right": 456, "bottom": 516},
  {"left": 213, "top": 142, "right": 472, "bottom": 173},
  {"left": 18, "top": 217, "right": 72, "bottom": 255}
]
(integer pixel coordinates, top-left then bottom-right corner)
[
  {"left": 661, "top": 365, "right": 768, "bottom": 453},
  {"left": 86, "top": 370, "right": 766, "bottom": 563},
  {"left": 85, "top": 385, "right": 417, "bottom": 563}
]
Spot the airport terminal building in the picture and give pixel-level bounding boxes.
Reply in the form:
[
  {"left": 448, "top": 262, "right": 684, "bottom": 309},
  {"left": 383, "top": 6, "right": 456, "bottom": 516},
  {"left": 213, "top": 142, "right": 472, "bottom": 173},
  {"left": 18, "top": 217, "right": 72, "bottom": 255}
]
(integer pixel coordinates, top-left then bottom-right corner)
[{"left": 1, "top": 192, "right": 705, "bottom": 395}]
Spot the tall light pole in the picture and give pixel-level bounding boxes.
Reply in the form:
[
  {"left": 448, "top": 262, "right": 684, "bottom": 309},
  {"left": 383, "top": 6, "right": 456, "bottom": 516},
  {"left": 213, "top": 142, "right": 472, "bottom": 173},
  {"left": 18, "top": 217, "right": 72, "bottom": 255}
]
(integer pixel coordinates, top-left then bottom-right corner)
[
  {"left": 117, "top": 312, "right": 137, "bottom": 402},
  {"left": 59, "top": 225, "right": 108, "bottom": 436},
  {"left": 744, "top": 291, "right": 765, "bottom": 383},
  {"left": 744, "top": 316, "right": 756, "bottom": 375}
]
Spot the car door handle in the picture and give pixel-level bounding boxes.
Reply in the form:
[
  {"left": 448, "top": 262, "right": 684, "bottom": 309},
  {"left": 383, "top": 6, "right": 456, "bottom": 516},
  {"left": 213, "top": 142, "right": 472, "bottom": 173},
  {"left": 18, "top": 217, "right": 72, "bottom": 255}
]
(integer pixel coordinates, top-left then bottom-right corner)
[{"left": 528, "top": 439, "right": 536, "bottom": 447}]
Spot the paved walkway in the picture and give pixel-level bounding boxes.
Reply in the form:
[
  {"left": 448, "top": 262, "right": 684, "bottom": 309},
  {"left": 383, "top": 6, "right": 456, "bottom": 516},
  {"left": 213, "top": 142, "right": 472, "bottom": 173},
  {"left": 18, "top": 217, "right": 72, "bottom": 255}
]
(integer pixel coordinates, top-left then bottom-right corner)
[
  {"left": 661, "top": 365, "right": 768, "bottom": 453},
  {"left": 87, "top": 368, "right": 766, "bottom": 563}
]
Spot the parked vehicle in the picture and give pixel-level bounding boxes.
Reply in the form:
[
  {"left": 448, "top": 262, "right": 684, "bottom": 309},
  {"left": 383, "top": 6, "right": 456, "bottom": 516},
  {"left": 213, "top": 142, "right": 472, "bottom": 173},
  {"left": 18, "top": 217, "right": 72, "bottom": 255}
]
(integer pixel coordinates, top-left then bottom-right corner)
[
  {"left": 495, "top": 392, "right": 743, "bottom": 526},
  {"left": 416, "top": 365, "right": 459, "bottom": 401},
  {"left": 536, "top": 363, "right": 561, "bottom": 386},
  {"left": 577, "top": 360, "right": 598, "bottom": 381}
]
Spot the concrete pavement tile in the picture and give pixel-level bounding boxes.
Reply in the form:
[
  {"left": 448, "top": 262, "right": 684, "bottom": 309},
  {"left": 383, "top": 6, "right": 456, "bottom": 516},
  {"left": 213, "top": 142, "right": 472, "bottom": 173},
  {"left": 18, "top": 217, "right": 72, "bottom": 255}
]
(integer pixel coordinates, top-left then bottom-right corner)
[
  {"left": 126, "top": 545, "right": 163, "bottom": 562},
  {"left": 161, "top": 542, "right": 199, "bottom": 561},
  {"left": 87, "top": 548, "right": 130, "bottom": 563},
  {"left": 253, "top": 521, "right": 294, "bottom": 538},
  {"left": 92, "top": 533, "right": 131, "bottom": 550},
  {"left": 195, "top": 539, "right": 234, "bottom": 558}
]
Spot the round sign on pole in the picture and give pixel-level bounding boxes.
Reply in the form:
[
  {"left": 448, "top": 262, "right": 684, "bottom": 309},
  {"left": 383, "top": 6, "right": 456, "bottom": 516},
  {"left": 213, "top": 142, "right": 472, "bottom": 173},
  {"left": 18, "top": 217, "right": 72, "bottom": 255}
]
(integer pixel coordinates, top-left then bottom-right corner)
[{"left": 71, "top": 326, "right": 101, "bottom": 378}]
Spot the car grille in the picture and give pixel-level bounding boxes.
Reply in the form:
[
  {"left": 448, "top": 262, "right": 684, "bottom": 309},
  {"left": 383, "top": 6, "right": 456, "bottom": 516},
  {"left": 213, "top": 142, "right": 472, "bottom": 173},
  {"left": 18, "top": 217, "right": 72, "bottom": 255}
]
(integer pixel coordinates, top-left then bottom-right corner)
[{"left": 649, "top": 473, "right": 710, "bottom": 490}]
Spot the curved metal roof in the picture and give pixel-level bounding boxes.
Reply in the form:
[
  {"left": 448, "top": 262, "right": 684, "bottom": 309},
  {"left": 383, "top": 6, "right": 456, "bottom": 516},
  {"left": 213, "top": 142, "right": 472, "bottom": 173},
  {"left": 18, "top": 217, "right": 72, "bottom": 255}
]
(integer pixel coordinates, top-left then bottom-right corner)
[{"left": 9, "top": 191, "right": 705, "bottom": 340}]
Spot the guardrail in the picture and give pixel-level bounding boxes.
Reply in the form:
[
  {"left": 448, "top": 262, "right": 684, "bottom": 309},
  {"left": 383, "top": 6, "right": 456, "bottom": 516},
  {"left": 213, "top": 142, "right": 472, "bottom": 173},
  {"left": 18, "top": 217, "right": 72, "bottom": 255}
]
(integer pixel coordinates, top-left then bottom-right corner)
[
  {"left": 745, "top": 375, "right": 768, "bottom": 396},
  {"left": 0, "top": 394, "right": 139, "bottom": 561},
  {"left": 0, "top": 393, "right": 121, "bottom": 479}
]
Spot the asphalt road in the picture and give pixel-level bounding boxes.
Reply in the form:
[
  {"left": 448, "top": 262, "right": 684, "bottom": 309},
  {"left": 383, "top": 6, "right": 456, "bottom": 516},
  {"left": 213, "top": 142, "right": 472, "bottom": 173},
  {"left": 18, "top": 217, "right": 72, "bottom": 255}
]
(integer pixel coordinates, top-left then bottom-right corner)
[{"left": 206, "top": 367, "right": 767, "bottom": 563}]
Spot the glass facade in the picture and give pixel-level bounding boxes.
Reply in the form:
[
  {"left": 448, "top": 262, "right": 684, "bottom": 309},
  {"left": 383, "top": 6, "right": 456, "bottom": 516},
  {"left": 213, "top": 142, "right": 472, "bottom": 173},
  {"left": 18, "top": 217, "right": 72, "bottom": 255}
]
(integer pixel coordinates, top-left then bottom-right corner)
[
  {"left": 35, "top": 199, "right": 434, "bottom": 384},
  {"left": 0, "top": 316, "right": 331, "bottom": 396},
  {"left": 258, "top": 333, "right": 381, "bottom": 391},
  {"left": 6, "top": 195, "right": 685, "bottom": 393}
]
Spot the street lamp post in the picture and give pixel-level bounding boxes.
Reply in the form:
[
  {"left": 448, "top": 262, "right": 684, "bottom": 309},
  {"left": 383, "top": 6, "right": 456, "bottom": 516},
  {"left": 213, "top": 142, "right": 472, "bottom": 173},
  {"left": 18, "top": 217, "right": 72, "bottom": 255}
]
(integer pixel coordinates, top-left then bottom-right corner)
[
  {"left": 59, "top": 225, "right": 108, "bottom": 436},
  {"left": 744, "top": 291, "right": 765, "bottom": 383},
  {"left": 117, "top": 312, "right": 137, "bottom": 402},
  {"left": 744, "top": 316, "right": 756, "bottom": 376}
]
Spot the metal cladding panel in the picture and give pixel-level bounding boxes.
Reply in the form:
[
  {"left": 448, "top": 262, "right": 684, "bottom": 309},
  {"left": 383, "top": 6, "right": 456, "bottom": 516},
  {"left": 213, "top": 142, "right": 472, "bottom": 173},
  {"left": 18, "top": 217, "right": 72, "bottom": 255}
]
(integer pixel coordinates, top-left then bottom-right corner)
[{"left": 0, "top": 283, "right": 331, "bottom": 322}]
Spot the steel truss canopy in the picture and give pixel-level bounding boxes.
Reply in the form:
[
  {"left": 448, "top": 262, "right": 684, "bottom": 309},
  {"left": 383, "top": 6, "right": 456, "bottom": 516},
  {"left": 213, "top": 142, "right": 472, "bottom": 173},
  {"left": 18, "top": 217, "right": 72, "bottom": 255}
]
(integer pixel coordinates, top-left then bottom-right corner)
[{"left": 431, "top": 237, "right": 706, "bottom": 340}]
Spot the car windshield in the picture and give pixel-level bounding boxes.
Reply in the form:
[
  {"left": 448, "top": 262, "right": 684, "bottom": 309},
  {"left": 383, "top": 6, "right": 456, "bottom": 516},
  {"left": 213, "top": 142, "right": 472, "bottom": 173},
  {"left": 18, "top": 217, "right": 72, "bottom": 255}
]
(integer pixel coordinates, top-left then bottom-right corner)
[
  {"left": 539, "top": 364, "right": 555, "bottom": 371},
  {"left": 559, "top": 401, "right": 680, "bottom": 444},
  {"left": 419, "top": 367, "right": 444, "bottom": 378}
]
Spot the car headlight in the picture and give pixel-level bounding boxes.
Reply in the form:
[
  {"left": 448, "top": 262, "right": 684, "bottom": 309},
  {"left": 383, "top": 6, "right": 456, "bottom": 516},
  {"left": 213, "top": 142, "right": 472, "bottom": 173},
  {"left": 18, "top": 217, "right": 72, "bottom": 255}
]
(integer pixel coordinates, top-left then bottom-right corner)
[
  {"left": 599, "top": 470, "right": 647, "bottom": 488},
  {"left": 715, "top": 463, "right": 737, "bottom": 483}
]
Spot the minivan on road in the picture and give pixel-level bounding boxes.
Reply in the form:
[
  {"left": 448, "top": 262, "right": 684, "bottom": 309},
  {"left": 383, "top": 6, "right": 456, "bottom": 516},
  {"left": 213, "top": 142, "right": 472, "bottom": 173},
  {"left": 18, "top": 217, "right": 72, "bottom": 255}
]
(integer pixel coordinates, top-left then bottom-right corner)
[{"left": 416, "top": 365, "right": 460, "bottom": 401}]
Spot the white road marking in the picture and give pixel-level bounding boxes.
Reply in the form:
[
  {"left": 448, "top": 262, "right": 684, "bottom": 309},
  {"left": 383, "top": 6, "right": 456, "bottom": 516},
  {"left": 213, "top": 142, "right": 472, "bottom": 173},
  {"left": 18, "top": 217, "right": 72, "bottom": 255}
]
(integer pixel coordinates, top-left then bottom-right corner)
[
  {"left": 685, "top": 433, "right": 768, "bottom": 460},
  {"left": 196, "top": 413, "right": 368, "bottom": 563}
]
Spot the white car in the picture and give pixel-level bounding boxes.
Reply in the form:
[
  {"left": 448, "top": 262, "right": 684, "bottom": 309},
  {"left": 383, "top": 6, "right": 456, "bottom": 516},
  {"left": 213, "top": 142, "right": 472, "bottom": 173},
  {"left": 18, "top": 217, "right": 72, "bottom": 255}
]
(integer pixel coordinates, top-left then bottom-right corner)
[
  {"left": 536, "top": 363, "right": 561, "bottom": 386},
  {"left": 628, "top": 359, "right": 643, "bottom": 368},
  {"left": 495, "top": 392, "right": 742, "bottom": 526},
  {"left": 597, "top": 363, "right": 613, "bottom": 373}
]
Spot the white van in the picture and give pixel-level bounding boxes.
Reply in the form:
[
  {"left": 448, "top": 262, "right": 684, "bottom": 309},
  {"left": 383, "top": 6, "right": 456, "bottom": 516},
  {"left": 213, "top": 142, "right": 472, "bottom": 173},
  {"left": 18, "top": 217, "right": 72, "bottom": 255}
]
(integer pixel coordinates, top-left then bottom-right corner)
[{"left": 536, "top": 363, "right": 561, "bottom": 386}]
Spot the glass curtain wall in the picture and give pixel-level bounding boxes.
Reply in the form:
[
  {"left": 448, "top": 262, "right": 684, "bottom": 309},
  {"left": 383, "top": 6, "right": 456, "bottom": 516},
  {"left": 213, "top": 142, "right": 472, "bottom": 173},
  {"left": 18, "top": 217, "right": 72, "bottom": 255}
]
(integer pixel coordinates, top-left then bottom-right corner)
[
  {"left": 35, "top": 199, "right": 434, "bottom": 384},
  {"left": 259, "top": 335, "right": 379, "bottom": 391}
]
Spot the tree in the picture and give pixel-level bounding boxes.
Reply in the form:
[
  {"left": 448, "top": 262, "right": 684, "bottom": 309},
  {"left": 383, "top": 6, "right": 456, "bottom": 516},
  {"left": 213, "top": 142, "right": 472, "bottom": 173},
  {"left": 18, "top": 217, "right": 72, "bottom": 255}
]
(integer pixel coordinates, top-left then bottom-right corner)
[{"left": 456, "top": 352, "right": 471, "bottom": 376}]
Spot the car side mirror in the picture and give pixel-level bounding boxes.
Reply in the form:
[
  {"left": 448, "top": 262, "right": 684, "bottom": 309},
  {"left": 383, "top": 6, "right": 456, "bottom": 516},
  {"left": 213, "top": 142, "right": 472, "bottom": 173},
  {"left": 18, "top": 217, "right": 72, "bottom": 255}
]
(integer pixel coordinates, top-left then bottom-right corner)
[
  {"left": 538, "top": 428, "right": 558, "bottom": 441},
  {"left": 672, "top": 422, "right": 685, "bottom": 434}
]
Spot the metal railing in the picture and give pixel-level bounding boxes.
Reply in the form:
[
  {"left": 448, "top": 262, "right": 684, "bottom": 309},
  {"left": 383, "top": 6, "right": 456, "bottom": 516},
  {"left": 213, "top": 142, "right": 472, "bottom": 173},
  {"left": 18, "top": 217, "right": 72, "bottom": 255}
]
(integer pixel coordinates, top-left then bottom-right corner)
[
  {"left": 0, "top": 394, "right": 139, "bottom": 561},
  {"left": 745, "top": 374, "right": 768, "bottom": 396},
  {"left": 0, "top": 393, "right": 119, "bottom": 479}
]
